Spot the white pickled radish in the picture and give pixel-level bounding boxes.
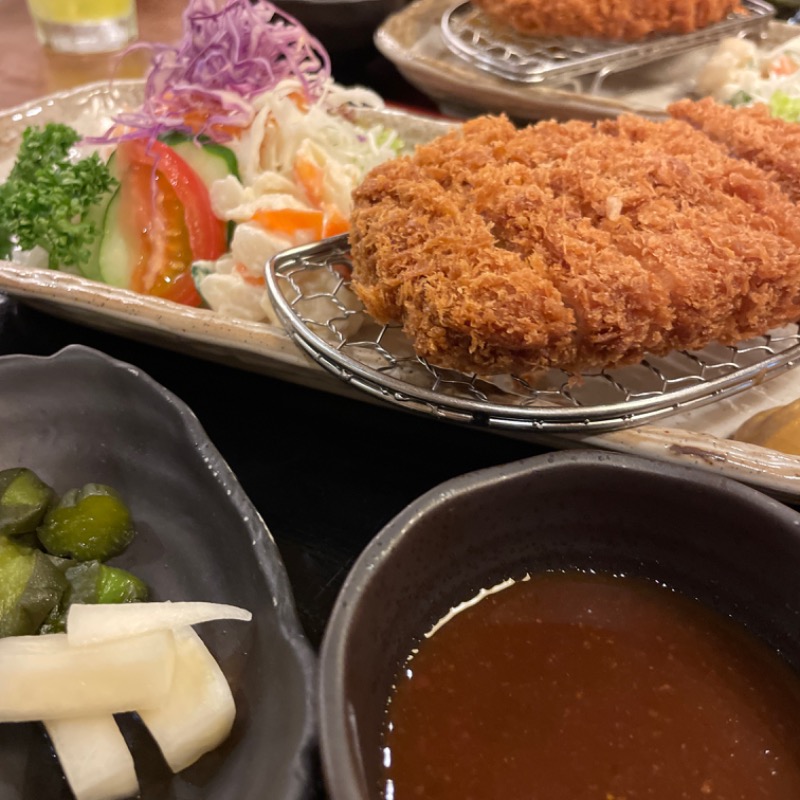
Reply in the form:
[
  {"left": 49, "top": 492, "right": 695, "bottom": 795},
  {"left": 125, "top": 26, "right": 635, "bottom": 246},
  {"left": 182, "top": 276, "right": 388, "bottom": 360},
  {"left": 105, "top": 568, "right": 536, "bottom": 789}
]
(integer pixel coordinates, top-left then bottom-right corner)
[
  {"left": 0, "top": 631, "right": 175, "bottom": 722},
  {"left": 43, "top": 717, "right": 139, "bottom": 800},
  {"left": 138, "top": 626, "right": 236, "bottom": 773},
  {"left": 67, "top": 601, "right": 253, "bottom": 645}
]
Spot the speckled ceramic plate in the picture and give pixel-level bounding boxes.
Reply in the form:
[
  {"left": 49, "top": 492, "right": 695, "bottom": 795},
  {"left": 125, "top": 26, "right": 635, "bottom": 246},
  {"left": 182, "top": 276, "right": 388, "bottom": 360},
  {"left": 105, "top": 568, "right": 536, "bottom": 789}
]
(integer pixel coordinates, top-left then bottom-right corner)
[
  {"left": 4, "top": 82, "right": 800, "bottom": 502},
  {"left": 0, "top": 344, "right": 317, "bottom": 800}
]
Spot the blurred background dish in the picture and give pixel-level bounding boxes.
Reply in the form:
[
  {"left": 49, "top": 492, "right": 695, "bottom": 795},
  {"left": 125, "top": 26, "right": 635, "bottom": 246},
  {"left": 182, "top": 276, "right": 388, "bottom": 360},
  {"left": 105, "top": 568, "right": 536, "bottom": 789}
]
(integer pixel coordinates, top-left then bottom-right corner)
[
  {"left": 376, "top": 0, "right": 796, "bottom": 120},
  {"left": 0, "top": 344, "right": 317, "bottom": 800},
  {"left": 318, "top": 449, "right": 800, "bottom": 800},
  {"left": 440, "top": 0, "right": 773, "bottom": 86},
  {"left": 279, "top": 0, "right": 409, "bottom": 54}
]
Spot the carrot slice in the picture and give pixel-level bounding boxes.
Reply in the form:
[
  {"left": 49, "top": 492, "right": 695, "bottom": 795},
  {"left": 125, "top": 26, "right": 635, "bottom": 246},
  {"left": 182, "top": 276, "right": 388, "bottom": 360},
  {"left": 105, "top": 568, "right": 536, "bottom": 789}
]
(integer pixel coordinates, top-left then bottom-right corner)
[
  {"left": 294, "top": 155, "right": 324, "bottom": 208},
  {"left": 322, "top": 206, "right": 350, "bottom": 238},
  {"left": 769, "top": 53, "right": 798, "bottom": 77},
  {"left": 252, "top": 208, "right": 324, "bottom": 239},
  {"left": 233, "top": 263, "right": 266, "bottom": 287}
]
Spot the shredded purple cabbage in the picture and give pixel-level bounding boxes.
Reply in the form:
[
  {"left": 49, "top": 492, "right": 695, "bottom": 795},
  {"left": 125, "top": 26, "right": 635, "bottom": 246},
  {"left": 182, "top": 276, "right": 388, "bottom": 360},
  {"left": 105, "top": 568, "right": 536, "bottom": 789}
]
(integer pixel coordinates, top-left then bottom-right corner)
[{"left": 89, "top": 0, "right": 331, "bottom": 145}]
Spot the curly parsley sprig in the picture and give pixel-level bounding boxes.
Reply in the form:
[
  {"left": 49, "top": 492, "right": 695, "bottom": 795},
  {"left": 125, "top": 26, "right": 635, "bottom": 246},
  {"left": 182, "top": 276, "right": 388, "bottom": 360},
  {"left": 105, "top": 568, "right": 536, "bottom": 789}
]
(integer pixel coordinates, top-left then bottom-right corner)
[{"left": 0, "top": 123, "right": 117, "bottom": 268}]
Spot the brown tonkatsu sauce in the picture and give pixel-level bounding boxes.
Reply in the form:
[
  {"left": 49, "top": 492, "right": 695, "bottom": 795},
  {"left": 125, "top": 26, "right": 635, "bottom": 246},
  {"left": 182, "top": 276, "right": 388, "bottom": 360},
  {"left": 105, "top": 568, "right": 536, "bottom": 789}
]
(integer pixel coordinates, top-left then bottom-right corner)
[{"left": 382, "top": 571, "right": 800, "bottom": 800}]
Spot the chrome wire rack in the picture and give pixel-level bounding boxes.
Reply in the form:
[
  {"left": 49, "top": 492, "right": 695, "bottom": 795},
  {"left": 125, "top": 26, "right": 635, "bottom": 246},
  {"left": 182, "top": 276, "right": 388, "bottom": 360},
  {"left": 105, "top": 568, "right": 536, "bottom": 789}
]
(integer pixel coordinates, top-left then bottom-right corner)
[
  {"left": 266, "top": 234, "right": 800, "bottom": 434},
  {"left": 440, "top": 0, "right": 775, "bottom": 88}
]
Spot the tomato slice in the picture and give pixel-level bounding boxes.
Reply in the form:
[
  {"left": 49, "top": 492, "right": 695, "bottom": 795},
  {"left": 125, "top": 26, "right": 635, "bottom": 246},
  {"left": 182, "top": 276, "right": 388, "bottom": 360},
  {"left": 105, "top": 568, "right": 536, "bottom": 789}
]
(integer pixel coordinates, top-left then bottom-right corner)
[
  {"left": 115, "top": 160, "right": 201, "bottom": 306},
  {"left": 115, "top": 138, "right": 228, "bottom": 307}
]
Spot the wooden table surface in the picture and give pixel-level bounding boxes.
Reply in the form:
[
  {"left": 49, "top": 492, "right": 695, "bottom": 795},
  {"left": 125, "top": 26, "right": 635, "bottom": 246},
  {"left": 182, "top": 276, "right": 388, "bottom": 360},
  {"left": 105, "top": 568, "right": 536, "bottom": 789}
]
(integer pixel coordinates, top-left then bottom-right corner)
[{"left": 0, "top": 0, "right": 190, "bottom": 109}]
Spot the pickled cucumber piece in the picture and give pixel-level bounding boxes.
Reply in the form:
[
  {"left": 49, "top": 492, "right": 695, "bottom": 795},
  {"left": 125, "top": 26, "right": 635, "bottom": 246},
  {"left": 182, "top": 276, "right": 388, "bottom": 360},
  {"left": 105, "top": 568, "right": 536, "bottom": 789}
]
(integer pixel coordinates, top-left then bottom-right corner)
[
  {"left": 0, "top": 467, "right": 55, "bottom": 537},
  {"left": 37, "top": 484, "right": 135, "bottom": 561},
  {"left": 0, "top": 538, "right": 67, "bottom": 637},
  {"left": 67, "top": 561, "right": 149, "bottom": 605},
  {"left": 39, "top": 561, "right": 149, "bottom": 633},
  {"left": 38, "top": 603, "right": 67, "bottom": 635}
]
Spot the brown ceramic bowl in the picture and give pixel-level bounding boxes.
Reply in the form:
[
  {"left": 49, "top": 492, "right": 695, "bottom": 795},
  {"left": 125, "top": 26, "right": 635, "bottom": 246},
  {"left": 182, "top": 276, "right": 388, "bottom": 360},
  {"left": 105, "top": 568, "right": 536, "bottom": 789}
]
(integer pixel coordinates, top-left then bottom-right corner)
[{"left": 318, "top": 449, "right": 800, "bottom": 799}]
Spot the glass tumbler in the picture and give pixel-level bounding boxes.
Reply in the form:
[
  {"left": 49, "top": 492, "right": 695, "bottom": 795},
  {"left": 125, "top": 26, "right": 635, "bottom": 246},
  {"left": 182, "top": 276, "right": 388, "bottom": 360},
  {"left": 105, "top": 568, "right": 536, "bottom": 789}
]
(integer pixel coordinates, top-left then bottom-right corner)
[{"left": 26, "top": 0, "right": 138, "bottom": 54}]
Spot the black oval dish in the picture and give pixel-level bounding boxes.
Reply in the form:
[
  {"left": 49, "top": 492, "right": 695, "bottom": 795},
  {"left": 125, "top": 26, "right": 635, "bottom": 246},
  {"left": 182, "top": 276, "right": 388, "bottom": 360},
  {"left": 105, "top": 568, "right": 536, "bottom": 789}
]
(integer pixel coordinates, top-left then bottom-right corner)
[
  {"left": 318, "top": 449, "right": 800, "bottom": 800},
  {"left": 0, "top": 345, "right": 316, "bottom": 800},
  {"left": 280, "top": 0, "right": 407, "bottom": 54}
]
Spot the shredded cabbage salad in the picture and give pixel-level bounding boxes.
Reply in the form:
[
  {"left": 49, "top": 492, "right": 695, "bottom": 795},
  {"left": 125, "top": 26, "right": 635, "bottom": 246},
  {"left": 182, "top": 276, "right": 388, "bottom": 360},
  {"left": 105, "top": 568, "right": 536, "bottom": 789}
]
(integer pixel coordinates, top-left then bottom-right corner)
[
  {"left": 8, "top": 0, "right": 405, "bottom": 323},
  {"left": 695, "top": 34, "right": 800, "bottom": 121},
  {"left": 194, "top": 78, "right": 403, "bottom": 323},
  {"left": 92, "top": 0, "right": 333, "bottom": 144}
]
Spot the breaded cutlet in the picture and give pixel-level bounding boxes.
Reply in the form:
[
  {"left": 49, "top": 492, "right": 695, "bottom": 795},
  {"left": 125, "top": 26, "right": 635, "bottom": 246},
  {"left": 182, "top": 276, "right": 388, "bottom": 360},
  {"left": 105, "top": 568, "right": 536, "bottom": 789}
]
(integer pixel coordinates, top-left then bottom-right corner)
[
  {"left": 470, "top": 0, "right": 740, "bottom": 41},
  {"left": 669, "top": 97, "right": 800, "bottom": 204},
  {"left": 349, "top": 105, "right": 800, "bottom": 377}
]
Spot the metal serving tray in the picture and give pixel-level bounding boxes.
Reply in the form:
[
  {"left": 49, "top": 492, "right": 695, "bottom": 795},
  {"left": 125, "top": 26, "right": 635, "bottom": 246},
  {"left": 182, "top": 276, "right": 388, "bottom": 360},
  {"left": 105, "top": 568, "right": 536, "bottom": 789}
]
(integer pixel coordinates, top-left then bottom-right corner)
[
  {"left": 266, "top": 234, "right": 800, "bottom": 435},
  {"left": 440, "top": 0, "right": 775, "bottom": 88}
]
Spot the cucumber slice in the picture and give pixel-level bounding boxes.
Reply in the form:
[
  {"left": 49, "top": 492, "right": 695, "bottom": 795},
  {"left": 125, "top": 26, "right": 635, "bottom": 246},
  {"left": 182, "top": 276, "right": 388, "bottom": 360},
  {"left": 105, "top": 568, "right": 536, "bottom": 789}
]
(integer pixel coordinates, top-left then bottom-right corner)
[
  {"left": 79, "top": 153, "right": 119, "bottom": 281},
  {"left": 96, "top": 188, "right": 136, "bottom": 289},
  {"left": 159, "top": 134, "right": 239, "bottom": 192}
]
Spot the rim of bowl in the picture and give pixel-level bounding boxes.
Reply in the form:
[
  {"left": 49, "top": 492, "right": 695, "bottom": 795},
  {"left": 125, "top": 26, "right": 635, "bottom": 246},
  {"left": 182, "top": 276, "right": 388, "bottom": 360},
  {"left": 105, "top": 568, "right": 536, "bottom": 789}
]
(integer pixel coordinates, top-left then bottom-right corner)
[{"left": 317, "top": 448, "right": 800, "bottom": 800}]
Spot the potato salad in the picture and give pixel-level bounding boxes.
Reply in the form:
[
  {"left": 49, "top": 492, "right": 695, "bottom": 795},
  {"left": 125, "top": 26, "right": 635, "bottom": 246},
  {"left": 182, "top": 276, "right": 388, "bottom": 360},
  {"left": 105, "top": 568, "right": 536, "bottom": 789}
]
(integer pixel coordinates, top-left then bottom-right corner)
[{"left": 695, "top": 34, "right": 800, "bottom": 121}]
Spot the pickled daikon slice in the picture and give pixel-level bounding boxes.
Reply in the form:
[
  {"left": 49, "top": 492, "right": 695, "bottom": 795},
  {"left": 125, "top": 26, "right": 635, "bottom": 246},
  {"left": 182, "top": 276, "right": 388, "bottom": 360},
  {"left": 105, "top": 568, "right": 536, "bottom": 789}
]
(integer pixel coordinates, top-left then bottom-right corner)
[
  {"left": 0, "top": 630, "right": 175, "bottom": 722},
  {"left": 67, "top": 600, "right": 253, "bottom": 645},
  {"left": 44, "top": 716, "right": 139, "bottom": 800},
  {"left": 139, "top": 626, "right": 236, "bottom": 772}
]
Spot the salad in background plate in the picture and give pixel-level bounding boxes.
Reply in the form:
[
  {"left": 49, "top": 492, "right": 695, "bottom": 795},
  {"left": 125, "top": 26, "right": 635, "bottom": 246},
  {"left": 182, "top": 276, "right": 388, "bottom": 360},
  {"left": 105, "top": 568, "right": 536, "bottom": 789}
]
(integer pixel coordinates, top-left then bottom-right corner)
[
  {"left": 695, "top": 33, "right": 800, "bottom": 120},
  {"left": 0, "top": 0, "right": 403, "bottom": 324}
]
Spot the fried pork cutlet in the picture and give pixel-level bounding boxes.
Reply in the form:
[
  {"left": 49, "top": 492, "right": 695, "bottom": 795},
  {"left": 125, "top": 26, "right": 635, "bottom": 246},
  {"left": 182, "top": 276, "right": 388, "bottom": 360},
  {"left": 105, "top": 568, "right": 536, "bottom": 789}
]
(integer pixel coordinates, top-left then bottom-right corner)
[
  {"left": 669, "top": 97, "right": 800, "bottom": 204},
  {"left": 348, "top": 105, "right": 800, "bottom": 377},
  {"left": 470, "top": 0, "right": 740, "bottom": 41}
]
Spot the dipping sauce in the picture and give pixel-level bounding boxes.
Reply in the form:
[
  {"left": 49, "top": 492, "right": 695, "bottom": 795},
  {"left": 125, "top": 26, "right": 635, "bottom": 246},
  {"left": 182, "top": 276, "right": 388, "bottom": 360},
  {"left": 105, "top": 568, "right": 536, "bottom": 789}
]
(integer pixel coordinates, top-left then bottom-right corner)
[{"left": 382, "top": 571, "right": 800, "bottom": 799}]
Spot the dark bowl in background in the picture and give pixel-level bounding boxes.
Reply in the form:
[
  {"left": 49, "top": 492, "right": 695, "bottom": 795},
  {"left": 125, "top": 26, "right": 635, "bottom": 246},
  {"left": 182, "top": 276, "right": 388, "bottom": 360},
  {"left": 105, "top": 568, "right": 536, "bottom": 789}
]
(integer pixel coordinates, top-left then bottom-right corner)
[
  {"left": 318, "top": 449, "right": 800, "bottom": 800},
  {"left": 280, "top": 0, "right": 407, "bottom": 55},
  {"left": 0, "top": 345, "right": 317, "bottom": 800}
]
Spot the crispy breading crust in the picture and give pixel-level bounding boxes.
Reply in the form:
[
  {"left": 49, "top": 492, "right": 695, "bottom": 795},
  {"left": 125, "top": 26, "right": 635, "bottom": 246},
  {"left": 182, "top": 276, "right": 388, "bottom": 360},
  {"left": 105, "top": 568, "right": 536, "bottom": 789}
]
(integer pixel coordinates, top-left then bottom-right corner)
[
  {"left": 349, "top": 106, "right": 800, "bottom": 377},
  {"left": 669, "top": 97, "right": 800, "bottom": 204},
  {"left": 470, "top": 0, "right": 740, "bottom": 41}
]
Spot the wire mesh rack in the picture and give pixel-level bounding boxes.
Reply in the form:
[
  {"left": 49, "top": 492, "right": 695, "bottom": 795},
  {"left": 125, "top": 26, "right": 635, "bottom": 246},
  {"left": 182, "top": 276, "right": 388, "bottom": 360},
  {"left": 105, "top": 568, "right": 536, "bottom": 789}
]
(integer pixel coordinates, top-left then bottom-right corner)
[
  {"left": 266, "top": 234, "right": 800, "bottom": 434},
  {"left": 440, "top": 0, "right": 775, "bottom": 88}
]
